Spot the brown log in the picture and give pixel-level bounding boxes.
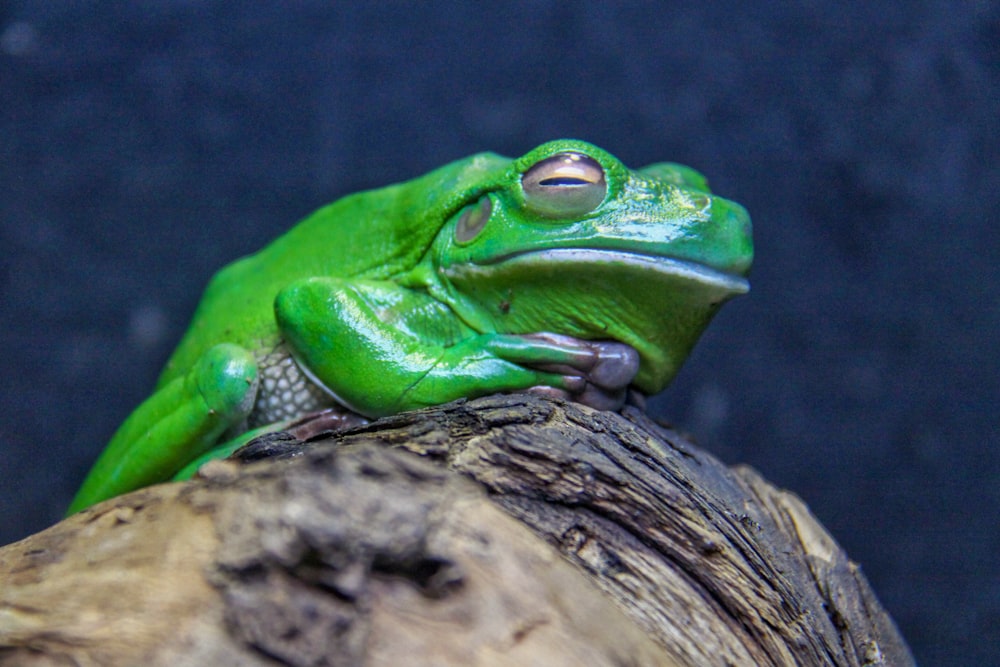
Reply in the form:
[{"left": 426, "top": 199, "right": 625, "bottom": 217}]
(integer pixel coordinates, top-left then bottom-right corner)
[{"left": 0, "top": 394, "right": 914, "bottom": 666}]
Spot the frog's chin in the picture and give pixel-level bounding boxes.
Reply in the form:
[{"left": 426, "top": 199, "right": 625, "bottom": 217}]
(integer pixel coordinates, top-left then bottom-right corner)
[
  {"left": 441, "top": 247, "right": 749, "bottom": 394},
  {"left": 471, "top": 248, "right": 749, "bottom": 295}
]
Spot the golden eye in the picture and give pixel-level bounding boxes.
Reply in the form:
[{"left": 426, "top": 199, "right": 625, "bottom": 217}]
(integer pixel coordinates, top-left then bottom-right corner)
[
  {"left": 454, "top": 195, "right": 492, "bottom": 243},
  {"left": 521, "top": 152, "right": 606, "bottom": 218}
]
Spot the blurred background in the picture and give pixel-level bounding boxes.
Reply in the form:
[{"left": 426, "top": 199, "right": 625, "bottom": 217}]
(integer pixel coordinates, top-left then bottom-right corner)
[{"left": 1, "top": 3, "right": 996, "bottom": 664}]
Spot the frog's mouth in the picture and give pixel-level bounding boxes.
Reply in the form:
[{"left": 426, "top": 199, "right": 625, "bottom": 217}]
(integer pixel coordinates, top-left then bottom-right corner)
[{"left": 468, "top": 248, "right": 749, "bottom": 295}]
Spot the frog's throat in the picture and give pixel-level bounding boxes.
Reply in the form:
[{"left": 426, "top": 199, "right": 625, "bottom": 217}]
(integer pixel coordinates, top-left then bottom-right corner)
[{"left": 445, "top": 248, "right": 750, "bottom": 295}]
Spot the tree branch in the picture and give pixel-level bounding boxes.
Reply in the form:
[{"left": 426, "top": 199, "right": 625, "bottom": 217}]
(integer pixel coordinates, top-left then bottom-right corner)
[{"left": 0, "top": 394, "right": 913, "bottom": 666}]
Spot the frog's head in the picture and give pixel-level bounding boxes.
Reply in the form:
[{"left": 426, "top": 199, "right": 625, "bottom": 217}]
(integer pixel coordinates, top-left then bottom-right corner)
[{"left": 426, "top": 139, "right": 753, "bottom": 394}]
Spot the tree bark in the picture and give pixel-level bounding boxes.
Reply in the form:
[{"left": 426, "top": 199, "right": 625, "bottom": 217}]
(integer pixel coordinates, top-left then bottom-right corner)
[{"left": 0, "top": 394, "right": 914, "bottom": 666}]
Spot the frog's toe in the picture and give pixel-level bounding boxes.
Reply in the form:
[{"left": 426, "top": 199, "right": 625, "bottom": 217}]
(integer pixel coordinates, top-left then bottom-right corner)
[
  {"left": 526, "top": 379, "right": 629, "bottom": 412},
  {"left": 625, "top": 388, "right": 647, "bottom": 411},
  {"left": 586, "top": 342, "right": 640, "bottom": 390},
  {"left": 526, "top": 385, "right": 576, "bottom": 402},
  {"left": 574, "top": 384, "right": 629, "bottom": 411}
]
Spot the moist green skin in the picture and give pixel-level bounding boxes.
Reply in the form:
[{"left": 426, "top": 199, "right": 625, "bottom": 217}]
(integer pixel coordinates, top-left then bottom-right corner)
[{"left": 67, "top": 139, "right": 753, "bottom": 514}]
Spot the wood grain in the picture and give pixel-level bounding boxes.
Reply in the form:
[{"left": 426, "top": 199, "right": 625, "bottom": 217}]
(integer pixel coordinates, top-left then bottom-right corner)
[{"left": 0, "top": 394, "right": 914, "bottom": 666}]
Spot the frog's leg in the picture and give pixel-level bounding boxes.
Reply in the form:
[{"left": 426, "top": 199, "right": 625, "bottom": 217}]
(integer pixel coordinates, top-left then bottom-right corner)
[
  {"left": 274, "top": 277, "right": 639, "bottom": 418},
  {"left": 170, "top": 421, "right": 285, "bottom": 481},
  {"left": 174, "top": 406, "right": 371, "bottom": 480},
  {"left": 66, "top": 343, "right": 258, "bottom": 514}
]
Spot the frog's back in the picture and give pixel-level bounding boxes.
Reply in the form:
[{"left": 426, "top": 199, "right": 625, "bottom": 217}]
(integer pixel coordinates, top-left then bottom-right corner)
[
  {"left": 154, "top": 199, "right": 386, "bottom": 386},
  {"left": 154, "top": 152, "right": 512, "bottom": 388}
]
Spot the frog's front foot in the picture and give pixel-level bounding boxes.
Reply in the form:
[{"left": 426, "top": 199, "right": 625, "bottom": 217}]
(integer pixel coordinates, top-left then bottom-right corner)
[{"left": 516, "top": 333, "right": 640, "bottom": 411}]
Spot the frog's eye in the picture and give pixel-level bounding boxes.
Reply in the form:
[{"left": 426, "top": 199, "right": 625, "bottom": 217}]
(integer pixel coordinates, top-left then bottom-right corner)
[
  {"left": 455, "top": 195, "right": 492, "bottom": 244},
  {"left": 522, "top": 152, "right": 607, "bottom": 218}
]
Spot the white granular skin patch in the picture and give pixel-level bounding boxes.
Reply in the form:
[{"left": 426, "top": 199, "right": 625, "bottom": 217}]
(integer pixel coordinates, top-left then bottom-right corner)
[{"left": 248, "top": 343, "right": 333, "bottom": 427}]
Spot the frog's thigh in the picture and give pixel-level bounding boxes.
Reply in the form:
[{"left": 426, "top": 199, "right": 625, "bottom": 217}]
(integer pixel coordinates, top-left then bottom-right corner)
[{"left": 67, "top": 343, "right": 259, "bottom": 514}]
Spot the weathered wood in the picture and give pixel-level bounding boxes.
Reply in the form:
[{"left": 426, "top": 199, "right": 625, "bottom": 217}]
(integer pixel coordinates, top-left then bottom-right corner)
[{"left": 0, "top": 394, "right": 914, "bottom": 666}]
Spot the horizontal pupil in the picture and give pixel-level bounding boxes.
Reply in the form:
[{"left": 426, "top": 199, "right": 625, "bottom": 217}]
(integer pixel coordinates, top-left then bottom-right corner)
[{"left": 539, "top": 176, "right": 590, "bottom": 186}]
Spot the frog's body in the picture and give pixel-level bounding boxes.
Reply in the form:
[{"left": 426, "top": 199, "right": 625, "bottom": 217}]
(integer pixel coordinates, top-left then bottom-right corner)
[{"left": 68, "top": 140, "right": 752, "bottom": 514}]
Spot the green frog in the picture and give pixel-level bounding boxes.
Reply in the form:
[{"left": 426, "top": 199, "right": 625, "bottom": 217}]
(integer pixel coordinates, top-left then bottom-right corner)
[{"left": 68, "top": 139, "right": 752, "bottom": 514}]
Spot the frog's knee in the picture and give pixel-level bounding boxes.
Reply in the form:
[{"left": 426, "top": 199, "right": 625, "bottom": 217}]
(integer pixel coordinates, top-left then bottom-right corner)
[{"left": 192, "top": 343, "right": 259, "bottom": 420}]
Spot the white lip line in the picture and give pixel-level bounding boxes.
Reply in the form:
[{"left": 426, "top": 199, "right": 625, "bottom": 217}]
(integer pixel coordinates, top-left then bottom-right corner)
[{"left": 461, "top": 248, "right": 750, "bottom": 293}]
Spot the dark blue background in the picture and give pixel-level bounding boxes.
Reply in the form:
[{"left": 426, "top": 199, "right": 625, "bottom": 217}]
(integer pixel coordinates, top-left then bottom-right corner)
[{"left": 1, "top": 3, "right": 996, "bottom": 664}]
